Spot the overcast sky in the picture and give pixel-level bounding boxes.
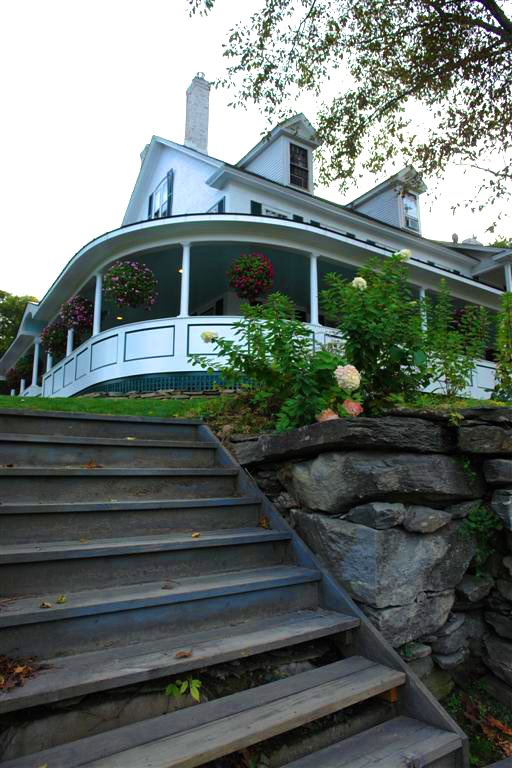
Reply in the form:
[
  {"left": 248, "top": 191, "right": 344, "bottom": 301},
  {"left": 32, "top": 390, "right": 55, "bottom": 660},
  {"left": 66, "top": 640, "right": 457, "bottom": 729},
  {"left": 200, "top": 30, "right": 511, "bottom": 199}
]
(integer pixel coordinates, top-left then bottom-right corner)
[{"left": 1, "top": 0, "right": 510, "bottom": 299}]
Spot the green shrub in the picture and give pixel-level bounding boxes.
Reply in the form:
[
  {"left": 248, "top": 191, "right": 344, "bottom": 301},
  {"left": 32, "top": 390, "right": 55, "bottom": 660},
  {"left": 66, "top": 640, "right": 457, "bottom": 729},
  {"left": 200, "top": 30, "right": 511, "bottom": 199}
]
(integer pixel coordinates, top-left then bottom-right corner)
[
  {"left": 321, "top": 251, "right": 428, "bottom": 405},
  {"left": 190, "top": 293, "right": 358, "bottom": 431},
  {"left": 461, "top": 504, "right": 502, "bottom": 574},
  {"left": 494, "top": 292, "right": 512, "bottom": 401},
  {"left": 425, "top": 280, "right": 488, "bottom": 398}
]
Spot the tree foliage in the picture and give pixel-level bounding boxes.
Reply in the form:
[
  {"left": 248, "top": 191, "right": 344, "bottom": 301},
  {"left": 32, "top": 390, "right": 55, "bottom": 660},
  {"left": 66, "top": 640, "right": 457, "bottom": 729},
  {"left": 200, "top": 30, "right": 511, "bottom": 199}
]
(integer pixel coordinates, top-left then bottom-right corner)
[
  {"left": 0, "top": 290, "right": 37, "bottom": 357},
  {"left": 190, "top": 0, "right": 512, "bottom": 215}
]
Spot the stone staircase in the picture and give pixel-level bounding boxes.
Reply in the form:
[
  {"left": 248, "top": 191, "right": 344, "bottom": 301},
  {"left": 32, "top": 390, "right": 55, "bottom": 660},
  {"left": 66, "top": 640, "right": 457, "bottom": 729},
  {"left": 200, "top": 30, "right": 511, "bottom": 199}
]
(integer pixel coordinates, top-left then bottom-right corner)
[{"left": 0, "top": 408, "right": 467, "bottom": 767}]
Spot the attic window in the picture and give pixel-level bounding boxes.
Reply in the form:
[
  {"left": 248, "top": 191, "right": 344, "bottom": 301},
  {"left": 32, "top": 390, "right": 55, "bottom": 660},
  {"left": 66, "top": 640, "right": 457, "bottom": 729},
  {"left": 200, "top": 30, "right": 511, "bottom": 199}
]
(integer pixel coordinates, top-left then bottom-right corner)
[
  {"left": 402, "top": 192, "right": 420, "bottom": 232},
  {"left": 148, "top": 171, "right": 173, "bottom": 219},
  {"left": 290, "top": 144, "right": 309, "bottom": 189}
]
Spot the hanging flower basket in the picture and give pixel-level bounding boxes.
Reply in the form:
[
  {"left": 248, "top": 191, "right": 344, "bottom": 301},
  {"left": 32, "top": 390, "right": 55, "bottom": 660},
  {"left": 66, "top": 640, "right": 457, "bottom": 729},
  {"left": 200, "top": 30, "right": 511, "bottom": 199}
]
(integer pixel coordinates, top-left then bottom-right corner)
[
  {"left": 228, "top": 252, "right": 274, "bottom": 304},
  {"left": 60, "top": 296, "right": 93, "bottom": 331},
  {"left": 103, "top": 260, "right": 158, "bottom": 310},
  {"left": 40, "top": 317, "right": 67, "bottom": 357}
]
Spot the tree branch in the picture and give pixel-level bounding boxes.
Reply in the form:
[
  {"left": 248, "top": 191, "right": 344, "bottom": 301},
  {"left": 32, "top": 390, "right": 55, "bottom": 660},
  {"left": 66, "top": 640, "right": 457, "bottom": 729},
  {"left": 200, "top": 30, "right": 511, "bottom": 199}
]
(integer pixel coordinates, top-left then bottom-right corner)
[{"left": 475, "top": 0, "right": 512, "bottom": 34}]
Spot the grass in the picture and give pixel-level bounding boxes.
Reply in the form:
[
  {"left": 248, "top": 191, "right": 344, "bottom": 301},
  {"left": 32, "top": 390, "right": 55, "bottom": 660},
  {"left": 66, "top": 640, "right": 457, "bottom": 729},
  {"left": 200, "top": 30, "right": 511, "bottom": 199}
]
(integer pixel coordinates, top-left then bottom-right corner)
[{"left": 398, "top": 392, "right": 511, "bottom": 412}]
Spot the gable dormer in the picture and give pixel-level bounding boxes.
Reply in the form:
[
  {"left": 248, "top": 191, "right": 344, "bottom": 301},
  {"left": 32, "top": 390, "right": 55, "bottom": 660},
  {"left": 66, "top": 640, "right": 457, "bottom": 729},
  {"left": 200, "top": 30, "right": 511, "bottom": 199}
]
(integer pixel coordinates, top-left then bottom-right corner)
[
  {"left": 236, "top": 114, "right": 321, "bottom": 194},
  {"left": 348, "top": 166, "right": 427, "bottom": 234}
]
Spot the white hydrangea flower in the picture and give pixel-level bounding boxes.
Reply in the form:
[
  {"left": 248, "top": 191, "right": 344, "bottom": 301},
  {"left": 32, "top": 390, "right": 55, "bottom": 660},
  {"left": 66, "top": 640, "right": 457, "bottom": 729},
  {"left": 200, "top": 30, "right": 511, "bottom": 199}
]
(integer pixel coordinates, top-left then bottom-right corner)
[
  {"left": 396, "top": 249, "right": 411, "bottom": 261},
  {"left": 200, "top": 331, "right": 219, "bottom": 344},
  {"left": 334, "top": 364, "right": 361, "bottom": 392},
  {"left": 351, "top": 276, "right": 367, "bottom": 290}
]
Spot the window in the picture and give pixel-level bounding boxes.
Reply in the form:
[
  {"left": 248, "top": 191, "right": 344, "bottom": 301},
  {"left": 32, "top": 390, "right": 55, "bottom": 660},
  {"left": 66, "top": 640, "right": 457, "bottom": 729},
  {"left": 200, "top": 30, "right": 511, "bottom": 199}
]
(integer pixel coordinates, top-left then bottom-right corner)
[
  {"left": 148, "top": 171, "right": 173, "bottom": 219},
  {"left": 290, "top": 143, "right": 309, "bottom": 189},
  {"left": 402, "top": 193, "right": 420, "bottom": 232},
  {"left": 250, "top": 200, "right": 262, "bottom": 215},
  {"left": 263, "top": 204, "right": 289, "bottom": 219}
]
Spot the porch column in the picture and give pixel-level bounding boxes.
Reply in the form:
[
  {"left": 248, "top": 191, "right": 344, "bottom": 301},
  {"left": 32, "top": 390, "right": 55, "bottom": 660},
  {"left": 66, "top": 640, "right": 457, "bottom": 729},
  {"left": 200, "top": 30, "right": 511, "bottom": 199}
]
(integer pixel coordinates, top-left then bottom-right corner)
[
  {"left": 179, "top": 242, "right": 191, "bottom": 317},
  {"left": 66, "top": 328, "right": 74, "bottom": 357},
  {"left": 505, "top": 262, "right": 512, "bottom": 292},
  {"left": 31, "top": 337, "right": 41, "bottom": 387},
  {"left": 309, "top": 254, "right": 319, "bottom": 326},
  {"left": 93, "top": 272, "right": 103, "bottom": 336},
  {"left": 20, "top": 379, "right": 26, "bottom": 395},
  {"left": 419, "top": 287, "right": 427, "bottom": 330},
  {"left": 46, "top": 352, "right": 53, "bottom": 372}
]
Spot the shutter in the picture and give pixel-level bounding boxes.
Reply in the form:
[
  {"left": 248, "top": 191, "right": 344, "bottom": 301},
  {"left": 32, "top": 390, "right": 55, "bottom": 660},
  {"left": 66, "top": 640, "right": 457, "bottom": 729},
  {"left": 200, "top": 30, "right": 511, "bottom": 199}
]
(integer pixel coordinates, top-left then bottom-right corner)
[
  {"left": 250, "top": 201, "right": 262, "bottom": 215},
  {"left": 292, "top": 215, "right": 303, "bottom": 222},
  {"left": 217, "top": 197, "right": 225, "bottom": 213},
  {"left": 310, "top": 220, "right": 321, "bottom": 227},
  {"left": 148, "top": 193, "right": 153, "bottom": 219}
]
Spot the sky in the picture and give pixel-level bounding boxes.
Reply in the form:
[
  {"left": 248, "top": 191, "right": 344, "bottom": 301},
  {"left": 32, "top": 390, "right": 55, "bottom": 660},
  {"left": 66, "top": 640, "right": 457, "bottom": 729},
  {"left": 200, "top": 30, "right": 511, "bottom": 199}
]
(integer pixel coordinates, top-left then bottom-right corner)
[{"left": 1, "top": 0, "right": 510, "bottom": 299}]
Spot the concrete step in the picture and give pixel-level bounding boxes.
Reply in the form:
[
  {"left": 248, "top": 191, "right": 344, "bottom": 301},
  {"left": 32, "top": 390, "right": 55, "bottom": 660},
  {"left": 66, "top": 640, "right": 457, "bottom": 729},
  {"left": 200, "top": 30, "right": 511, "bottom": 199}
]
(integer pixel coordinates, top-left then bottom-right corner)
[
  {"left": 0, "top": 409, "right": 202, "bottom": 441},
  {"left": 0, "top": 467, "right": 240, "bottom": 503},
  {"left": 2, "top": 657, "right": 406, "bottom": 768},
  {"left": 0, "top": 608, "right": 359, "bottom": 715},
  {"left": 0, "top": 496, "right": 262, "bottom": 545},
  {"left": 0, "top": 432, "right": 218, "bottom": 468},
  {"left": 281, "top": 716, "right": 463, "bottom": 767},
  {"left": 0, "top": 528, "right": 292, "bottom": 595},
  {"left": 0, "top": 565, "right": 321, "bottom": 657}
]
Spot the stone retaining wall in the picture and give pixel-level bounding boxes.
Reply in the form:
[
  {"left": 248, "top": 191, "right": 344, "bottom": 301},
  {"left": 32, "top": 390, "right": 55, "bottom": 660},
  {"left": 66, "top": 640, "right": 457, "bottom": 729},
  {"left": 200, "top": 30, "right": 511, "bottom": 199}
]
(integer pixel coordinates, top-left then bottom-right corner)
[{"left": 230, "top": 408, "right": 512, "bottom": 701}]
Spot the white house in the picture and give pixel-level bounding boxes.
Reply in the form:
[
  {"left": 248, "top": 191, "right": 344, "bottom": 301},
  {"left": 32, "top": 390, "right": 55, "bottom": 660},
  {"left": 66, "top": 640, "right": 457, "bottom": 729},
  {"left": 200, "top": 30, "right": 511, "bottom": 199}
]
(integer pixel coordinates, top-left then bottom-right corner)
[{"left": 2, "top": 73, "right": 511, "bottom": 398}]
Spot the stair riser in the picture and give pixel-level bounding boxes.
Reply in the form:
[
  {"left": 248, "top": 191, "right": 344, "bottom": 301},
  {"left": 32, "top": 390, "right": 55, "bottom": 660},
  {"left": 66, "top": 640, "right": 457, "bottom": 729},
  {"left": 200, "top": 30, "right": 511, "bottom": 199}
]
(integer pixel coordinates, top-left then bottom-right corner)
[
  {"left": 0, "top": 582, "right": 319, "bottom": 657},
  {"left": 0, "top": 442, "right": 216, "bottom": 468},
  {"left": 0, "top": 414, "right": 200, "bottom": 441},
  {"left": 0, "top": 504, "right": 262, "bottom": 544},
  {"left": 1, "top": 541, "right": 290, "bottom": 596},
  {"left": 0, "top": 474, "right": 239, "bottom": 503}
]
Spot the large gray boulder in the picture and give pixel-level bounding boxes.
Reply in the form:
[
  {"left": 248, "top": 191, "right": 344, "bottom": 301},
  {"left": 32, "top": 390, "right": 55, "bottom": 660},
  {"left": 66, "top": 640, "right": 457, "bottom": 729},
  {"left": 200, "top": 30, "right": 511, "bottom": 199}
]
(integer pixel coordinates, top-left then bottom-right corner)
[
  {"left": 484, "top": 460, "right": 512, "bottom": 486},
  {"left": 283, "top": 451, "right": 483, "bottom": 513},
  {"left": 291, "top": 510, "right": 475, "bottom": 608},
  {"left": 458, "top": 424, "right": 512, "bottom": 454},
  {"left": 363, "top": 591, "right": 455, "bottom": 647},
  {"left": 491, "top": 489, "right": 512, "bottom": 530},
  {"left": 485, "top": 612, "right": 512, "bottom": 641},
  {"left": 344, "top": 502, "right": 406, "bottom": 529},
  {"left": 403, "top": 507, "right": 451, "bottom": 533},
  {"left": 232, "top": 417, "right": 454, "bottom": 466},
  {"left": 456, "top": 574, "right": 494, "bottom": 604},
  {"left": 483, "top": 634, "right": 512, "bottom": 686}
]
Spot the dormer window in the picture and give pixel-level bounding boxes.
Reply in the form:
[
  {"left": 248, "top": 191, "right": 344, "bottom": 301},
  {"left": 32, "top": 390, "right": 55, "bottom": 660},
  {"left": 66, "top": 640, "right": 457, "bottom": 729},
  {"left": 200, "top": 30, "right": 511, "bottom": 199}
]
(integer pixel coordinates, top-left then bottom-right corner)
[
  {"left": 290, "top": 144, "right": 309, "bottom": 190},
  {"left": 402, "top": 192, "right": 420, "bottom": 232},
  {"left": 148, "top": 171, "right": 173, "bottom": 219}
]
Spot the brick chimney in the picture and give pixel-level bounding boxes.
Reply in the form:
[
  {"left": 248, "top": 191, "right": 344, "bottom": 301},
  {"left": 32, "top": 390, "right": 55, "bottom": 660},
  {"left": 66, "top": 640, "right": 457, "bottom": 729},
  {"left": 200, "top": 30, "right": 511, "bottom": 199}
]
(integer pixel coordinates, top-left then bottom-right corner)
[{"left": 184, "top": 72, "right": 210, "bottom": 154}]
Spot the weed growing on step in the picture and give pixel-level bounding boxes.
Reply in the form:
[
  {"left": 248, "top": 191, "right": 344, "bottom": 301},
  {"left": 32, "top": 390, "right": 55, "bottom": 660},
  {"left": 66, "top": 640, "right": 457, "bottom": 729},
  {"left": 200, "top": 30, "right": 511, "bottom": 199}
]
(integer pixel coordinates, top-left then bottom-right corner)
[{"left": 165, "top": 676, "right": 202, "bottom": 702}]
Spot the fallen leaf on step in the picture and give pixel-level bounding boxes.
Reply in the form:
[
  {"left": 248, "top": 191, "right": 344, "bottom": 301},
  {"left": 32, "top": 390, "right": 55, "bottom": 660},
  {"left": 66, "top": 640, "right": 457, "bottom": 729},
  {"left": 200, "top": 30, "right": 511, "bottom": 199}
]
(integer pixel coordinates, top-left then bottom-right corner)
[
  {"left": 191, "top": 532, "right": 201, "bottom": 539},
  {"left": 13, "top": 665, "right": 27, "bottom": 674},
  {"left": 79, "top": 538, "right": 90, "bottom": 544},
  {"left": 0, "top": 676, "right": 4, "bottom": 687},
  {"left": 56, "top": 595, "right": 67, "bottom": 605},
  {"left": 84, "top": 460, "right": 103, "bottom": 469},
  {"left": 37, "top": 764, "right": 48, "bottom": 768},
  {"left": 3, "top": 464, "right": 14, "bottom": 468},
  {"left": 175, "top": 650, "right": 193, "bottom": 659},
  {"left": 161, "top": 583, "right": 175, "bottom": 590},
  {"left": 258, "top": 514, "right": 270, "bottom": 529},
  {"left": 40, "top": 601, "right": 53, "bottom": 609},
  {"left": 125, "top": 437, "right": 136, "bottom": 441}
]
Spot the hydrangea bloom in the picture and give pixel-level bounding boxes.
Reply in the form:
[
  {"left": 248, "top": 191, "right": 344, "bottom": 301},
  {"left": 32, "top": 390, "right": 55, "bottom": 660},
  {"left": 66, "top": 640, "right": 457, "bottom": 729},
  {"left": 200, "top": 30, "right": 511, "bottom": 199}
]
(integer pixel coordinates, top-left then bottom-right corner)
[
  {"left": 201, "top": 331, "right": 219, "bottom": 343},
  {"left": 334, "top": 364, "right": 361, "bottom": 392},
  {"left": 343, "top": 399, "right": 364, "bottom": 417},
  {"left": 351, "top": 276, "right": 367, "bottom": 290},
  {"left": 396, "top": 249, "right": 411, "bottom": 261}
]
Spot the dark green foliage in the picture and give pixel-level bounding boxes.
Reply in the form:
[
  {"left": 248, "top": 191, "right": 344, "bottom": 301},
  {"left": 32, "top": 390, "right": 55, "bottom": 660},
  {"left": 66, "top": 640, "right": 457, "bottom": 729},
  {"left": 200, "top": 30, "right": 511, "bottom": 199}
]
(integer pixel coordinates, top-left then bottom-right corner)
[
  {"left": 461, "top": 503, "right": 502, "bottom": 574},
  {"left": 0, "top": 290, "right": 38, "bottom": 357},
  {"left": 494, "top": 292, "right": 512, "bottom": 401}
]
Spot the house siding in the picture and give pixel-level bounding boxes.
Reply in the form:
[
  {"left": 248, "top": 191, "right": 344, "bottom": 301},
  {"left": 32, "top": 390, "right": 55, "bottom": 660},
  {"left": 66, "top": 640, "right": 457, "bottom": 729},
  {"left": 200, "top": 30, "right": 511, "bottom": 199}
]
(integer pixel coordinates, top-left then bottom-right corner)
[
  {"left": 245, "top": 136, "right": 287, "bottom": 185},
  {"left": 353, "top": 187, "right": 402, "bottom": 228}
]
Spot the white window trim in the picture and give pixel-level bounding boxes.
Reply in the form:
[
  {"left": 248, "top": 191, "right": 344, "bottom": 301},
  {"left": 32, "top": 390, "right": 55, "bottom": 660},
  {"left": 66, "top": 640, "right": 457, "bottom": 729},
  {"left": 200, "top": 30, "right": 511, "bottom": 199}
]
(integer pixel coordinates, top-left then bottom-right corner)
[{"left": 287, "top": 140, "right": 313, "bottom": 193}]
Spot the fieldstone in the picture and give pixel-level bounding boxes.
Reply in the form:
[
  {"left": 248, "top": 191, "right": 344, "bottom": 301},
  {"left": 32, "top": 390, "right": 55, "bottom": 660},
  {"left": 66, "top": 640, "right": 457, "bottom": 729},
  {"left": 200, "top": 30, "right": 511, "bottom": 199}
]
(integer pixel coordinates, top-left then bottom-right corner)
[
  {"left": 457, "top": 408, "right": 512, "bottom": 426},
  {"left": 422, "top": 667, "right": 455, "bottom": 701},
  {"left": 403, "top": 506, "right": 451, "bottom": 533},
  {"left": 284, "top": 452, "right": 483, "bottom": 514},
  {"left": 232, "top": 417, "right": 454, "bottom": 466},
  {"left": 484, "top": 460, "right": 512, "bottom": 486},
  {"left": 458, "top": 424, "right": 512, "bottom": 454},
  {"left": 431, "top": 614, "right": 467, "bottom": 655},
  {"left": 504, "top": 556, "right": 512, "bottom": 577},
  {"left": 491, "top": 489, "right": 512, "bottom": 530},
  {"left": 456, "top": 574, "right": 494, "bottom": 603},
  {"left": 485, "top": 612, "right": 512, "bottom": 641},
  {"left": 402, "top": 642, "right": 432, "bottom": 660},
  {"left": 483, "top": 634, "right": 512, "bottom": 686},
  {"left": 433, "top": 648, "right": 470, "bottom": 670},
  {"left": 363, "top": 591, "right": 455, "bottom": 647},
  {"left": 408, "top": 656, "right": 434, "bottom": 680},
  {"left": 344, "top": 502, "right": 406, "bottom": 529},
  {"left": 497, "top": 580, "right": 512, "bottom": 602},
  {"left": 464, "top": 612, "right": 488, "bottom": 656},
  {"left": 291, "top": 511, "right": 475, "bottom": 608},
  {"left": 448, "top": 500, "right": 482, "bottom": 520},
  {"left": 480, "top": 674, "right": 512, "bottom": 709}
]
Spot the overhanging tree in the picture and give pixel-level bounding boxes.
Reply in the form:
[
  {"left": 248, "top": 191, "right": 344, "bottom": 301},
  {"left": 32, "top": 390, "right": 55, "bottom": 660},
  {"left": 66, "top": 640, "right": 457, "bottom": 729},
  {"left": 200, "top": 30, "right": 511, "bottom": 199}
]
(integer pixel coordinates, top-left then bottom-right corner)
[
  {"left": 0, "top": 290, "right": 38, "bottom": 358},
  {"left": 190, "top": 0, "right": 512, "bottom": 219}
]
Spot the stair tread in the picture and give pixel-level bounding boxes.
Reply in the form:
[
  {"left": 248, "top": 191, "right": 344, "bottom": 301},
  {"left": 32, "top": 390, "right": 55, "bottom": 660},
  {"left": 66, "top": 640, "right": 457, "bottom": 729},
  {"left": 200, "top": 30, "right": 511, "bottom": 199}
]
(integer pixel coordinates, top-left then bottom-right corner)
[
  {"left": 0, "top": 432, "right": 216, "bottom": 449},
  {"left": 0, "top": 408, "right": 203, "bottom": 425},
  {"left": 0, "top": 495, "right": 260, "bottom": 514},
  {"left": 0, "top": 565, "right": 321, "bottom": 627},
  {"left": 281, "top": 716, "right": 462, "bottom": 767},
  {"left": 0, "top": 608, "right": 359, "bottom": 714},
  {"left": 3, "top": 656, "right": 405, "bottom": 768},
  {"left": 0, "top": 466, "right": 238, "bottom": 476},
  {"left": 0, "top": 528, "right": 291, "bottom": 562}
]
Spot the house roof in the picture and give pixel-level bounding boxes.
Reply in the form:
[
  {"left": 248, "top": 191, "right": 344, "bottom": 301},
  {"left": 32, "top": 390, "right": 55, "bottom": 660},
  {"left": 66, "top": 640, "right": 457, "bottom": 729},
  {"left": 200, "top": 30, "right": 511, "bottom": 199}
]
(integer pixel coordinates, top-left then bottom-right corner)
[{"left": 348, "top": 165, "right": 428, "bottom": 209}]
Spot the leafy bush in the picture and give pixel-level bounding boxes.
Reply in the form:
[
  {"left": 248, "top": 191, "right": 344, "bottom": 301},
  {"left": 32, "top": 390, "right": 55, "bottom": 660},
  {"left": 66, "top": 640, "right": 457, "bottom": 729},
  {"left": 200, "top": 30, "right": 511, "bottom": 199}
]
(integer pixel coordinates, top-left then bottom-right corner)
[
  {"left": 103, "top": 260, "right": 158, "bottom": 309},
  {"left": 321, "top": 251, "right": 428, "bottom": 404},
  {"left": 425, "top": 280, "right": 488, "bottom": 398},
  {"left": 227, "top": 252, "right": 274, "bottom": 304},
  {"left": 461, "top": 504, "right": 502, "bottom": 575},
  {"left": 190, "top": 293, "right": 359, "bottom": 431},
  {"left": 494, "top": 292, "right": 512, "bottom": 401},
  {"left": 5, "top": 355, "right": 33, "bottom": 392}
]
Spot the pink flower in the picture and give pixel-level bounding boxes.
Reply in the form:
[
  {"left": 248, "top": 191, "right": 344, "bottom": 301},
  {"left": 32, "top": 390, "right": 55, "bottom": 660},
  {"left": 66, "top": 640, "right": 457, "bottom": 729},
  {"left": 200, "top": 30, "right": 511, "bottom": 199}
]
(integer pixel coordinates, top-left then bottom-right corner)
[
  {"left": 316, "top": 408, "right": 339, "bottom": 422},
  {"left": 343, "top": 399, "right": 364, "bottom": 417}
]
